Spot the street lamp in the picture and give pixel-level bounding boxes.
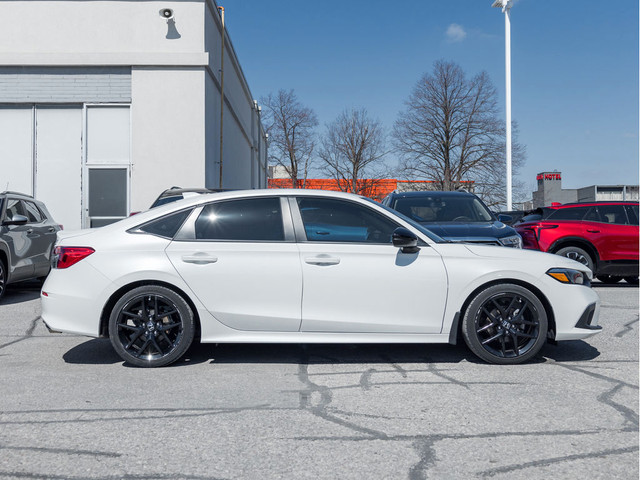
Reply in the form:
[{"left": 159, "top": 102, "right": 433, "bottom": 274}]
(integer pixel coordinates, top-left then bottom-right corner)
[{"left": 492, "top": 0, "right": 513, "bottom": 211}]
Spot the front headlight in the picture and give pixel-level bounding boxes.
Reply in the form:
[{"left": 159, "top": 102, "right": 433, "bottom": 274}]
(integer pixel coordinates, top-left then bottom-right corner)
[
  {"left": 499, "top": 234, "right": 522, "bottom": 248},
  {"left": 546, "top": 268, "right": 590, "bottom": 286}
]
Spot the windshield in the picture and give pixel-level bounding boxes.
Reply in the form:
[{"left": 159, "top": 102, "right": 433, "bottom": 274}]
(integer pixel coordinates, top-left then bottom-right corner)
[
  {"left": 365, "top": 198, "right": 446, "bottom": 243},
  {"left": 392, "top": 195, "right": 494, "bottom": 223}
]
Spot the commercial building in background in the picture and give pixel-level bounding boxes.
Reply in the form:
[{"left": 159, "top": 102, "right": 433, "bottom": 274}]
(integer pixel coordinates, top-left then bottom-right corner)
[
  {"left": 267, "top": 166, "right": 474, "bottom": 201},
  {"left": 0, "top": 0, "right": 267, "bottom": 229},
  {"left": 532, "top": 171, "right": 638, "bottom": 208}
]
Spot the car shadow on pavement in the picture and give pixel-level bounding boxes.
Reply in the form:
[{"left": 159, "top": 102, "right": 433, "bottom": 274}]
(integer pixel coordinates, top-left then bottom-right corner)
[
  {"left": 3, "top": 280, "right": 42, "bottom": 304},
  {"left": 188, "top": 342, "right": 488, "bottom": 366},
  {"left": 63, "top": 338, "right": 600, "bottom": 367},
  {"left": 539, "top": 340, "right": 600, "bottom": 362}
]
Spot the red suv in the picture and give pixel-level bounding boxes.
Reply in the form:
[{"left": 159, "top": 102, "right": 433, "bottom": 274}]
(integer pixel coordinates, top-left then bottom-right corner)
[{"left": 515, "top": 201, "right": 639, "bottom": 284}]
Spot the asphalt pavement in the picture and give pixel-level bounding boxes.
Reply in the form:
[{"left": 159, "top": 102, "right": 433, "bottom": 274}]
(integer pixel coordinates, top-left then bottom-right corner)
[{"left": 0, "top": 280, "right": 638, "bottom": 480}]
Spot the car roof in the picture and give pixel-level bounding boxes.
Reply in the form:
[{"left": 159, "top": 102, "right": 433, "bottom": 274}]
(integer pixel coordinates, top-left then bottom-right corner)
[
  {"left": 387, "top": 190, "right": 475, "bottom": 198},
  {"left": 550, "top": 201, "right": 638, "bottom": 209}
]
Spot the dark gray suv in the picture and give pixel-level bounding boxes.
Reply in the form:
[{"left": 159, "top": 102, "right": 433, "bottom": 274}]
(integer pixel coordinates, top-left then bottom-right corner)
[{"left": 0, "top": 192, "right": 61, "bottom": 300}]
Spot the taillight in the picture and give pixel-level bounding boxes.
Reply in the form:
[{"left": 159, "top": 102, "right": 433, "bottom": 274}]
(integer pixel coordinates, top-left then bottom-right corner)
[{"left": 52, "top": 246, "right": 95, "bottom": 269}]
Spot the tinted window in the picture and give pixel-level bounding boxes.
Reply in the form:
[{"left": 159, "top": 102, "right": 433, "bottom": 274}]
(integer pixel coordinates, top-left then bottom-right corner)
[
  {"left": 139, "top": 209, "right": 192, "bottom": 239},
  {"left": 547, "top": 206, "right": 590, "bottom": 221},
  {"left": 595, "top": 205, "right": 628, "bottom": 225},
  {"left": 393, "top": 195, "right": 493, "bottom": 222},
  {"left": 625, "top": 205, "right": 639, "bottom": 226},
  {"left": 23, "top": 201, "right": 43, "bottom": 223},
  {"left": 297, "top": 197, "right": 399, "bottom": 243},
  {"left": 195, "top": 198, "right": 284, "bottom": 241}
]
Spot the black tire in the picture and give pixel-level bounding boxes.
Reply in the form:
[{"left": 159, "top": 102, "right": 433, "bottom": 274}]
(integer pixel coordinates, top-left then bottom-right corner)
[
  {"left": 462, "top": 284, "right": 548, "bottom": 365},
  {"left": 0, "top": 260, "right": 6, "bottom": 301},
  {"left": 555, "top": 246, "right": 594, "bottom": 272},
  {"left": 596, "top": 275, "right": 623, "bottom": 284},
  {"left": 109, "top": 285, "right": 195, "bottom": 367},
  {"left": 624, "top": 276, "right": 639, "bottom": 285}
]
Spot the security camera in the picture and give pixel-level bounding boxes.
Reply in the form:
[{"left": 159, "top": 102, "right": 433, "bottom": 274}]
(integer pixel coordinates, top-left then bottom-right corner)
[{"left": 159, "top": 8, "right": 174, "bottom": 20}]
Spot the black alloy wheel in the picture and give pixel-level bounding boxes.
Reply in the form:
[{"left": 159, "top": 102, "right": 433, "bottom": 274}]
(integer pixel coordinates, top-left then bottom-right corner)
[
  {"left": 109, "top": 285, "right": 195, "bottom": 367},
  {"left": 462, "top": 284, "right": 548, "bottom": 365},
  {"left": 555, "top": 246, "right": 594, "bottom": 273},
  {"left": 0, "top": 260, "right": 5, "bottom": 301},
  {"left": 596, "top": 275, "right": 623, "bottom": 284}
]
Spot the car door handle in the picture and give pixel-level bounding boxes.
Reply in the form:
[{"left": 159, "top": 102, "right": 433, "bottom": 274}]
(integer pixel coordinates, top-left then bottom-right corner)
[
  {"left": 26, "top": 229, "right": 33, "bottom": 234},
  {"left": 586, "top": 229, "right": 600, "bottom": 233},
  {"left": 304, "top": 255, "right": 340, "bottom": 266},
  {"left": 48, "top": 227, "right": 56, "bottom": 232},
  {"left": 182, "top": 254, "right": 218, "bottom": 265}
]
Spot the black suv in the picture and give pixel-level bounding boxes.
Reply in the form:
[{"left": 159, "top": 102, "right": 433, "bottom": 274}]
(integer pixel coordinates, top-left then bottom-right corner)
[
  {"left": 381, "top": 190, "right": 522, "bottom": 247},
  {"left": 0, "top": 192, "right": 61, "bottom": 300}
]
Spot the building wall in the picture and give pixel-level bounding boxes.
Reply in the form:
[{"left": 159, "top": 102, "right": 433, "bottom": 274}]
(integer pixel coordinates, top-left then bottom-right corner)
[
  {"left": 0, "top": 0, "right": 267, "bottom": 228},
  {"left": 130, "top": 67, "right": 206, "bottom": 210}
]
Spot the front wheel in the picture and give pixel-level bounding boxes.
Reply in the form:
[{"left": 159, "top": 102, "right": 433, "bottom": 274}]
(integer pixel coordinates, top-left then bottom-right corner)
[
  {"left": 109, "top": 285, "right": 195, "bottom": 367},
  {"left": 462, "top": 284, "right": 548, "bottom": 365},
  {"left": 624, "top": 276, "right": 639, "bottom": 285},
  {"left": 0, "top": 260, "right": 6, "bottom": 301}
]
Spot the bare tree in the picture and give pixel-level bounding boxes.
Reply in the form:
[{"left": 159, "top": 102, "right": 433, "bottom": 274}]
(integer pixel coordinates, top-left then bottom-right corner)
[
  {"left": 260, "top": 89, "right": 318, "bottom": 188},
  {"left": 393, "top": 60, "right": 526, "bottom": 208},
  {"left": 318, "top": 108, "right": 390, "bottom": 197}
]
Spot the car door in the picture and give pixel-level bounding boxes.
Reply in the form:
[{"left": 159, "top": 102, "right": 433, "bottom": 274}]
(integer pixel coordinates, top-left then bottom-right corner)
[
  {"left": 293, "top": 196, "right": 448, "bottom": 334},
  {"left": 165, "top": 196, "right": 303, "bottom": 332},
  {"left": 1, "top": 198, "right": 35, "bottom": 281},
  {"left": 22, "top": 200, "right": 58, "bottom": 277},
  {"left": 585, "top": 204, "right": 639, "bottom": 261}
]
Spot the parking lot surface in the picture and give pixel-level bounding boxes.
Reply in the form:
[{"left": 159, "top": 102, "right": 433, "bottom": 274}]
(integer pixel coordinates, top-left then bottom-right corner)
[{"left": 0, "top": 280, "right": 638, "bottom": 480}]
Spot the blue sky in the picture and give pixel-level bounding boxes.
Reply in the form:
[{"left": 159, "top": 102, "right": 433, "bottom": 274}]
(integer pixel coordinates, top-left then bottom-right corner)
[{"left": 224, "top": 0, "right": 639, "bottom": 194}]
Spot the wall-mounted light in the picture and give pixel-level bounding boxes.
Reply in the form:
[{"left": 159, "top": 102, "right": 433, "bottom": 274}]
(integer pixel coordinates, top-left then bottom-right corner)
[{"left": 159, "top": 8, "right": 174, "bottom": 21}]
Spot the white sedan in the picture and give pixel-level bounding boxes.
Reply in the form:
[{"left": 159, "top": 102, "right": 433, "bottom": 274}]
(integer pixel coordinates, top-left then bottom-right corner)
[{"left": 41, "top": 190, "right": 601, "bottom": 367}]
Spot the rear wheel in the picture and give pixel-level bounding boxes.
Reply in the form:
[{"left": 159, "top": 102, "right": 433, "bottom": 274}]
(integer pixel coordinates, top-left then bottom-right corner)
[
  {"left": 462, "top": 284, "right": 548, "bottom": 365},
  {"left": 555, "top": 246, "right": 594, "bottom": 272},
  {"left": 109, "top": 285, "right": 195, "bottom": 367},
  {"left": 596, "top": 274, "right": 623, "bottom": 284}
]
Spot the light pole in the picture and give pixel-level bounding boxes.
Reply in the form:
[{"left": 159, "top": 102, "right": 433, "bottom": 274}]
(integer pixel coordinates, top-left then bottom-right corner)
[{"left": 492, "top": 0, "right": 513, "bottom": 211}]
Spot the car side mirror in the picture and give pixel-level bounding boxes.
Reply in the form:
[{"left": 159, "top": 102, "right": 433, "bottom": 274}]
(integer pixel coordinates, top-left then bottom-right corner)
[
  {"left": 498, "top": 214, "right": 513, "bottom": 224},
  {"left": 3, "top": 214, "right": 29, "bottom": 226},
  {"left": 392, "top": 227, "right": 420, "bottom": 254}
]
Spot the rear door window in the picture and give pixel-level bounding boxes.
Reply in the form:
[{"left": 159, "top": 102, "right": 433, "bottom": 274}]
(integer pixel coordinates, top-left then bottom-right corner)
[
  {"left": 194, "top": 197, "right": 284, "bottom": 241},
  {"left": 595, "top": 205, "right": 629, "bottom": 225}
]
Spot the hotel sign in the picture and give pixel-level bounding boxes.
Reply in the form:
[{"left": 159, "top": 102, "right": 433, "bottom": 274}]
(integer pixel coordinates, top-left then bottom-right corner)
[{"left": 537, "top": 173, "right": 561, "bottom": 181}]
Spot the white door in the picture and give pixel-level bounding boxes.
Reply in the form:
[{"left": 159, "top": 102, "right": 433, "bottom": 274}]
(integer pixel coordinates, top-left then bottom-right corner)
[
  {"left": 165, "top": 197, "right": 303, "bottom": 332},
  {"left": 35, "top": 106, "right": 83, "bottom": 230},
  {"left": 294, "top": 196, "right": 448, "bottom": 334}
]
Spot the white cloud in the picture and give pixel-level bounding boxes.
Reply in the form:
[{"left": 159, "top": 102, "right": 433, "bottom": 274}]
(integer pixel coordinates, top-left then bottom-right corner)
[{"left": 446, "top": 23, "right": 467, "bottom": 43}]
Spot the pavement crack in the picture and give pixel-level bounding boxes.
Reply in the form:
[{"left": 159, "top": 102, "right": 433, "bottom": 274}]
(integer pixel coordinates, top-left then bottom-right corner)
[
  {"left": 615, "top": 315, "right": 638, "bottom": 338},
  {"left": 409, "top": 438, "right": 437, "bottom": 480},
  {"left": 477, "top": 445, "right": 639, "bottom": 477},
  {"left": 0, "top": 316, "right": 41, "bottom": 350},
  {"left": 597, "top": 383, "right": 639, "bottom": 430},
  {"left": 0, "top": 444, "right": 121, "bottom": 458},
  {"left": 359, "top": 368, "right": 376, "bottom": 391}
]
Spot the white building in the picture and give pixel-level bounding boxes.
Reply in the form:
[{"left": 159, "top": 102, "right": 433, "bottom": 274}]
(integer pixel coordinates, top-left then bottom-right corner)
[{"left": 0, "top": 0, "right": 267, "bottom": 229}]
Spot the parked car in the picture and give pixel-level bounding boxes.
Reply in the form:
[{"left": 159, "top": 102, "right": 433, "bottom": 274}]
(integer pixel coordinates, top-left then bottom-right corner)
[
  {"left": 381, "top": 190, "right": 522, "bottom": 247},
  {"left": 515, "top": 201, "right": 639, "bottom": 284},
  {"left": 0, "top": 191, "right": 61, "bottom": 300},
  {"left": 41, "top": 189, "right": 601, "bottom": 367}
]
